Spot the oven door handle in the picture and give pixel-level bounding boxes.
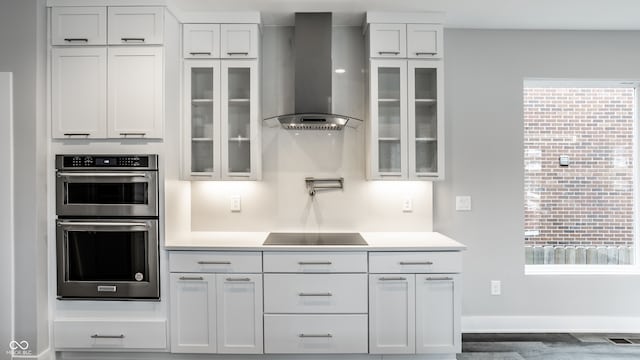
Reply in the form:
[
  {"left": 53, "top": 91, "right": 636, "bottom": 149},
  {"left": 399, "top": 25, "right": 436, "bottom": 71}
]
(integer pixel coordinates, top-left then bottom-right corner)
[
  {"left": 57, "top": 221, "right": 149, "bottom": 228},
  {"left": 57, "top": 172, "right": 148, "bottom": 178}
]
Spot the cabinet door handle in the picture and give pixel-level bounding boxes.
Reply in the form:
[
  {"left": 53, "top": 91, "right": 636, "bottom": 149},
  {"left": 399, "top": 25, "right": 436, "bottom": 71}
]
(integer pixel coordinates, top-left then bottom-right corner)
[
  {"left": 119, "top": 132, "right": 146, "bottom": 137},
  {"left": 379, "top": 276, "right": 407, "bottom": 281},
  {"left": 426, "top": 276, "right": 453, "bottom": 281},
  {"left": 197, "top": 261, "right": 231, "bottom": 265},
  {"left": 378, "top": 51, "right": 400, "bottom": 55},
  {"left": 121, "top": 38, "right": 145, "bottom": 43},
  {"left": 298, "top": 292, "right": 332, "bottom": 297},
  {"left": 91, "top": 334, "right": 124, "bottom": 339},
  {"left": 299, "top": 333, "right": 332, "bottom": 338},
  {"left": 190, "top": 52, "right": 212, "bottom": 55},
  {"left": 298, "top": 261, "right": 332, "bottom": 265},
  {"left": 179, "top": 276, "right": 204, "bottom": 281},
  {"left": 399, "top": 261, "right": 433, "bottom": 265},
  {"left": 227, "top": 52, "right": 249, "bottom": 56},
  {"left": 63, "top": 133, "right": 90, "bottom": 137},
  {"left": 64, "top": 38, "right": 88, "bottom": 43},
  {"left": 415, "top": 52, "right": 436, "bottom": 56},
  {"left": 226, "top": 277, "right": 251, "bottom": 282}
]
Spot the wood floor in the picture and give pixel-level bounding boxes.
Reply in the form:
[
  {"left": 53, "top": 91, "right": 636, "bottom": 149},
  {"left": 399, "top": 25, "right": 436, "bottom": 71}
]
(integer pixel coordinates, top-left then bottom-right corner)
[{"left": 458, "top": 333, "right": 640, "bottom": 359}]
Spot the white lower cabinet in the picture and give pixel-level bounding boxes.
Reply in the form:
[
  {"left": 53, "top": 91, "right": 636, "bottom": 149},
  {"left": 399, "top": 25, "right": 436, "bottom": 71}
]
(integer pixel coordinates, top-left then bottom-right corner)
[
  {"left": 369, "top": 274, "right": 415, "bottom": 354},
  {"left": 170, "top": 273, "right": 263, "bottom": 354},
  {"left": 264, "top": 314, "right": 368, "bottom": 354},
  {"left": 416, "top": 274, "right": 461, "bottom": 354},
  {"left": 54, "top": 319, "right": 166, "bottom": 350}
]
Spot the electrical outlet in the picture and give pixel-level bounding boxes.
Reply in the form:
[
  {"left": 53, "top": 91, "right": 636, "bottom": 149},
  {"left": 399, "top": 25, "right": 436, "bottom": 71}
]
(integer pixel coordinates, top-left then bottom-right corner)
[
  {"left": 456, "top": 195, "right": 472, "bottom": 211},
  {"left": 230, "top": 195, "right": 241, "bottom": 212},
  {"left": 491, "top": 280, "right": 501, "bottom": 296},
  {"left": 402, "top": 198, "right": 413, "bottom": 212}
]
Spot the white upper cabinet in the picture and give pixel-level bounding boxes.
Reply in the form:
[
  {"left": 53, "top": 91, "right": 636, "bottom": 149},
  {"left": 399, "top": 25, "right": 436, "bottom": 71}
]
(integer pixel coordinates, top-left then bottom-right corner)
[
  {"left": 51, "top": 47, "right": 107, "bottom": 138},
  {"left": 108, "top": 7, "right": 164, "bottom": 45},
  {"left": 221, "top": 24, "right": 258, "bottom": 59},
  {"left": 369, "top": 24, "right": 406, "bottom": 58},
  {"left": 107, "top": 47, "right": 163, "bottom": 138},
  {"left": 184, "top": 24, "right": 221, "bottom": 58},
  {"left": 407, "top": 24, "right": 443, "bottom": 58},
  {"left": 51, "top": 7, "right": 107, "bottom": 45}
]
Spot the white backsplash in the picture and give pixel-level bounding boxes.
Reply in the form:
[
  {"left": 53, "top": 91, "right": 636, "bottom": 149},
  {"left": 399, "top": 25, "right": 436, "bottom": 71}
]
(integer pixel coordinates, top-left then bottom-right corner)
[{"left": 190, "top": 26, "right": 433, "bottom": 232}]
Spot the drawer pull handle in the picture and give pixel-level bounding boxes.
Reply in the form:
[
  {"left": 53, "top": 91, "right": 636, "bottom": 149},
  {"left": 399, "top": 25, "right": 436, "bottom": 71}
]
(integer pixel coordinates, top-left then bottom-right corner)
[
  {"left": 190, "top": 52, "right": 212, "bottom": 55},
  {"left": 91, "top": 334, "right": 124, "bottom": 339},
  {"left": 64, "top": 38, "right": 89, "bottom": 42},
  {"left": 298, "top": 261, "right": 332, "bottom": 265},
  {"left": 298, "top": 292, "right": 332, "bottom": 297},
  {"left": 63, "top": 133, "right": 90, "bottom": 137},
  {"left": 426, "top": 277, "right": 453, "bottom": 281},
  {"left": 378, "top": 51, "right": 400, "bottom": 55},
  {"left": 399, "top": 261, "right": 433, "bottom": 265},
  {"left": 226, "top": 277, "right": 251, "bottom": 282},
  {"left": 227, "top": 52, "right": 249, "bottom": 56},
  {"left": 121, "top": 38, "right": 145, "bottom": 43},
  {"left": 299, "top": 333, "right": 332, "bottom": 338},
  {"left": 179, "top": 276, "right": 204, "bottom": 281},
  {"left": 415, "top": 52, "right": 437, "bottom": 56},
  {"left": 120, "top": 132, "right": 146, "bottom": 137},
  {"left": 379, "top": 277, "right": 407, "bottom": 281},
  {"left": 197, "top": 261, "right": 231, "bottom": 265}
]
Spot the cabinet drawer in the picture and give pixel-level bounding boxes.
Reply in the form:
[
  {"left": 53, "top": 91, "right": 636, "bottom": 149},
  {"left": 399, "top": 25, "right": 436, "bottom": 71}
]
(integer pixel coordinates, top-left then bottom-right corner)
[
  {"left": 54, "top": 319, "right": 166, "bottom": 350},
  {"left": 51, "top": 7, "right": 107, "bottom": 45},
  {"left": 169, "top": 251, "right": 262, "bottom": 273},
  {"left": 263, "top": 252, "right": 367, "bottom": 273},
  {"left": 264, "top": 274, "right": 367, "bottom": 313},
  {"left": 264, "top": 314, "right": 367, "bottom": 354},
  {"left": 108, "top": 7, "right": 164, "bottom": 45},
  {"left": 369, "top": 23, "right": 406, "bottom": 58},
  {"left": 369, "top": 252, "right": 461, "bottom": 273}
]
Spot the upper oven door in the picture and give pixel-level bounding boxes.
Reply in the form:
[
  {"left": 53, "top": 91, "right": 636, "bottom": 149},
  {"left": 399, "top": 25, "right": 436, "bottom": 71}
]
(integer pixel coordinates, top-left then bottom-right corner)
[{"left": 56, "top": 170, "right": 158, "bottom": 217}]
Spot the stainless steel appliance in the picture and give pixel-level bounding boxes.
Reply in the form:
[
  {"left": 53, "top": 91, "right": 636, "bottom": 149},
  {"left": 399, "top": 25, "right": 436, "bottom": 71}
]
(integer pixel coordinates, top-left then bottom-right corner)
[
  {"left": 55, "top": 155, "right": 160, "bottom": 300},
  {"left": 263, "top": 233, "right": 368, "bottom": 246}
]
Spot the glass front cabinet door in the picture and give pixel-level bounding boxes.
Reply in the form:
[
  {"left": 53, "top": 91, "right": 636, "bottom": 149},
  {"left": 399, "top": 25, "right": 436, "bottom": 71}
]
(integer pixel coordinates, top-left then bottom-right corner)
[
  {"left": 183, "top": 59, "right": 260, "bottom": 180},
  {"left": 368, "top": 59, "right": 443, "bottom": 180}
]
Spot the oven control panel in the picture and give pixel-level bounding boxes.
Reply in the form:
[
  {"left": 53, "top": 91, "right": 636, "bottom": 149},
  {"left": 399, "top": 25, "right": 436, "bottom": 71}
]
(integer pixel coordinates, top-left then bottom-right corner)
[{"left": 58, "top": 155, "right": 156, "bottom": 169}]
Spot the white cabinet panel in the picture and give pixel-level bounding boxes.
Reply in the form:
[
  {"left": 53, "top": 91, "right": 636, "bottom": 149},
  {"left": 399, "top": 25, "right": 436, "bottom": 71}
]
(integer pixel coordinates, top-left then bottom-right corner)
[
  {"left": 54, "top": 319, "right": 166, "bottom": 350},
  {"left": 369, "top": 274, "right": 415, "bottom": 354},
  {"left": 369, "top": 251, "right": 461, "bottom": 273},
  {"left": 108, "top": 6, "right": 164, "bottom": 45},
  {"left": 169, "top": 251, "right": 262, "bottom": 273},
  {"left": 183, "top": 24, "right": 220, "bottom": 58},
  {"left": 51, "top": 47, "right": 107, "bottom": 138},
  {"left": 416, "top": 274, "right": 461, "bottom": 354},
  {"left": 107, "top": 46, "right": 163, "bottom": 138},
  {"left": 369, "top": 24, "right": 406, "bottom": 58},
  {"left": 407, "top": 24, "right": 442, "bottom": 58},
  {"left": 264, "top": 314, "right": 368, "bottom": 354},
  {"left": 51, "top": 7, "right": 107, "bottom": 45},
  {"left": 170, "top": 273, "right": 216, "bottom": 353},
  {"left": 216, "top": 274, "right": 263, "bottom": 354},
  {"left": 263, "top": 251, "right": 367, "bottom": 273},
  {"left": 221, "top": 24, "right": 258, "bottom": 59},
  {"left": 264, "top": 274, "right": 367, "bottom": 314}
]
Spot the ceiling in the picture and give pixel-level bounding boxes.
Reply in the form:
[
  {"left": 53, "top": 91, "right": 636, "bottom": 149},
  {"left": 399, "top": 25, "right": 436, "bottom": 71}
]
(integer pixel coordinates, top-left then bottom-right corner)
[{"left": 170, "top": 0, "right": 640, "bottom": 30}]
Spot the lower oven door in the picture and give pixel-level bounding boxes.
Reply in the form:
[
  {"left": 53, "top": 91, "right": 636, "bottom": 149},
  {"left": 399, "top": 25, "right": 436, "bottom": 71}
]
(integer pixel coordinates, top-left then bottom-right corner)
[{"left": 56, "top": 219, "right": 159, "bottom": 300}]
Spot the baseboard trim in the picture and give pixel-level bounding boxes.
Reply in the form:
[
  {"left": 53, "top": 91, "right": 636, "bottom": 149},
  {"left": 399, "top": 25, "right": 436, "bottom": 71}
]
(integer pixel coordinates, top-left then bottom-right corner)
[{"left": 462, "top": 316, "right": 640, "bottom": 333}]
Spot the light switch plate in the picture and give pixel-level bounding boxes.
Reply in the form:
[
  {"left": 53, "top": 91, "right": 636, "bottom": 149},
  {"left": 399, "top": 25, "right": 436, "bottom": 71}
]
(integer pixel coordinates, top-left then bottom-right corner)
[
  {"left": 230, "top": 195, "right": 241, "bottom": 212},
  {"left": 491, "top": 280, "right": 501, "bottom": 296},
  {"left": 456, "top": 195, "right": 472, "bottom": 211}
]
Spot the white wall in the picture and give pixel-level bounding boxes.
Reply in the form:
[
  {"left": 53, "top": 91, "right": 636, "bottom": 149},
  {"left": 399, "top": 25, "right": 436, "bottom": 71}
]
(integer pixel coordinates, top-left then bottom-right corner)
[
  {"left": 190, "top": 27, "right": 434, "bottom": 232},
  {"left": 435, "top": 29, "right": 640, "bottom": 331},
  {"left": 0, "top": 73, "right": 14, "bottom": 360},
  {"left": 0, "top": 0, "right": 49, "bottom": 355}
]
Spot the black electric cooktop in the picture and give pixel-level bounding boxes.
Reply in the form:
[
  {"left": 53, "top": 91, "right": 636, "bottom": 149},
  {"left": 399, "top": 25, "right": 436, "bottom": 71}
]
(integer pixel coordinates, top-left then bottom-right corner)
[{"left": 263, "top": 233, "right": 368, "bottom": 246}]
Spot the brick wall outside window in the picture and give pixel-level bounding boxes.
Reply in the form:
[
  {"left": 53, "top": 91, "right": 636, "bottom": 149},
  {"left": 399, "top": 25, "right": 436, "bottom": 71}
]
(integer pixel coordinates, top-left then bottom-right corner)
[{"left": 524, "top": 87, "right": 635, "bottom": 253}]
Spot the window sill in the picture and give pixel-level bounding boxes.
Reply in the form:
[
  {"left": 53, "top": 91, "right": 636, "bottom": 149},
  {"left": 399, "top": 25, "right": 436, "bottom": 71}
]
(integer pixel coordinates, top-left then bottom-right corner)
[{"left": 525, "top": 264, "right": 640, "bottom": 275}]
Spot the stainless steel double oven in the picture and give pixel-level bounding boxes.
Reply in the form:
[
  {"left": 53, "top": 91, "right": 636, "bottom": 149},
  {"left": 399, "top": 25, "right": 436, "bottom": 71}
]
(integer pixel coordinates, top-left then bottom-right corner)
[{"left": 55, "top": 155, "right": 160, "bottom": 300}]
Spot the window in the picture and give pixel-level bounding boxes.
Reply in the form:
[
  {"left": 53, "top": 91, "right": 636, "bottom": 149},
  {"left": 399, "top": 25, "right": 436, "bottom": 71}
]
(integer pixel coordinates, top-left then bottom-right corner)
[{"left": 524, "top": 80, "right": 638, "bottom": 272}]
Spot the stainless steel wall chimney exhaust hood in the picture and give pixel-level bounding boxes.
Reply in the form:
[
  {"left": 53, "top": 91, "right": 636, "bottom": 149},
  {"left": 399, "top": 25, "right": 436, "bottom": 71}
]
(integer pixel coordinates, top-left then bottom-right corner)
[{"left": 264, "top": 13, "right": 363, "bottom": 130}]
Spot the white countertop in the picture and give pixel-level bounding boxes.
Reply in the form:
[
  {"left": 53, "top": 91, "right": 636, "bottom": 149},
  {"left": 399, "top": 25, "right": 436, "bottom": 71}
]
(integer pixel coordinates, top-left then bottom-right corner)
[{"left": 165, "top": 232, "right": 466, "bottom": 251}]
